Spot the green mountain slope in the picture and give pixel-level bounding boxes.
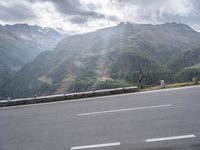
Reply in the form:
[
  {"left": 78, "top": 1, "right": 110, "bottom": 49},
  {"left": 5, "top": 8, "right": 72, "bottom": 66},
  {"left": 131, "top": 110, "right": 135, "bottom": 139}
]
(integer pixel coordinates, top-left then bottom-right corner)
[
  {"left": 0, "top": 24, "right": 63, "bottom": 99},
  {"left": 168, "top": 45, "right": 200, "bottom": 82},
  {"left": 2, "top": 22, "right": 200, "bottom": 99}
]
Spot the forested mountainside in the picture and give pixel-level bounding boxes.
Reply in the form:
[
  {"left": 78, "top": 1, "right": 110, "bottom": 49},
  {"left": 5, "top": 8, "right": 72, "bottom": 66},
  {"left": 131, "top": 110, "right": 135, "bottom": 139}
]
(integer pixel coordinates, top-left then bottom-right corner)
[
  {"left": 0, "top": 24, "right": 63, "bottom": 99},
  {"left": 2, "top": 22, "right": 200, "bottom": 99}
]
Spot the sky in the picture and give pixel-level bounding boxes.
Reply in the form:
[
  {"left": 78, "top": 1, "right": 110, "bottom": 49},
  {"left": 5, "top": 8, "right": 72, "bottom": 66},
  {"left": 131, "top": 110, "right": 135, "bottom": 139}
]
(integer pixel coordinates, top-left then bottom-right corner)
[{"left": 0, "top": 0, "right": 200, "bottom": 34}]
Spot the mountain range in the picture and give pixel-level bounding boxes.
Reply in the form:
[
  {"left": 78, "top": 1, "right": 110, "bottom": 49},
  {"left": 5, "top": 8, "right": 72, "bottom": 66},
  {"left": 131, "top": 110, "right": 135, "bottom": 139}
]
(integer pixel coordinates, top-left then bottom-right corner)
[
  {"left": 0, "top": 24, "right": 64, "bottom": 99},
  {"left": 1, "top": 22, "right": 200, "bottom": 99}
]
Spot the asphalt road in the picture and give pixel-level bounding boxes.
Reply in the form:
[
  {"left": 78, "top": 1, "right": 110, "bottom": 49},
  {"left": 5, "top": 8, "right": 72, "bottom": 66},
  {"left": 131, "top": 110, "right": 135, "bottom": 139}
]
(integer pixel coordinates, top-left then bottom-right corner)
[{"left": 0, "top": 86, "right": 200, "bottom": 150}]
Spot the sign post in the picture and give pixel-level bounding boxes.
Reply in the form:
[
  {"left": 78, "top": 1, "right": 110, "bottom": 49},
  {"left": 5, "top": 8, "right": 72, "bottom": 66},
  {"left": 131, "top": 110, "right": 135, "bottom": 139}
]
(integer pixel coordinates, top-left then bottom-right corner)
[{"left": 138, "top": 68, "right": 142, "bottom": 90}]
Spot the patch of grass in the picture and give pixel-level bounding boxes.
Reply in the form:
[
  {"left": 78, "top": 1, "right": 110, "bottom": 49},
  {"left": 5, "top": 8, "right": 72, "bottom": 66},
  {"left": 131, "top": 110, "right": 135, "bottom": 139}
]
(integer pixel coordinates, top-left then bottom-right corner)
[
  {"left": 94, "top": 79, "right": 132, "bottom": 90},
  {"left": 142, "top": 81, "right": 200, "bottom": 91}
]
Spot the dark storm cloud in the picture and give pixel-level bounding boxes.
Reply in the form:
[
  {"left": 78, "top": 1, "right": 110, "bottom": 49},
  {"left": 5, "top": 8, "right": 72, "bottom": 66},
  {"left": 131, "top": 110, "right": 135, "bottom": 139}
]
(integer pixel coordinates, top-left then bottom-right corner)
[
  {"left": 0, "top": 2, "right": 35, "bottom": 22},
  {"left": 69, "top": 16, "right": 88, "bottom": 24},
  {"left": 28, "top": 0, "right": 110, "bottom": 23},
  {"left": 48, "top": 0, "right": 103, "bottom": 18}
]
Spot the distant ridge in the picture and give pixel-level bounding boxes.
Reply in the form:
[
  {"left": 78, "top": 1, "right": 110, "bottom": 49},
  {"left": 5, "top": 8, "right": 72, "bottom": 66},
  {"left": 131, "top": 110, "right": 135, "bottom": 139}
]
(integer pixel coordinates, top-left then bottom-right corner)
[
  {"left": 1, "top": 22, "right": 200, "bottom": 99},
  {"left": 0, "top": 24, "right": 64, "bottom": 99}
]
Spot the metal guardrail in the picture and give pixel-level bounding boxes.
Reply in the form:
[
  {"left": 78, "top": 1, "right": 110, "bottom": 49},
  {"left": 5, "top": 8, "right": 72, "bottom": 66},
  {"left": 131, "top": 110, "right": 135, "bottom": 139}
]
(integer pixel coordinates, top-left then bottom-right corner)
[{"left": 0, "top": 86, "right": 138, "bottom": 107}]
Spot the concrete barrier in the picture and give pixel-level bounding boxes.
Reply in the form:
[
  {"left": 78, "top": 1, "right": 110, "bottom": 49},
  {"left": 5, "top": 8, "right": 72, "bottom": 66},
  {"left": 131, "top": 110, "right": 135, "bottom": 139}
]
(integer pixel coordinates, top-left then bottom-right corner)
[{"left": 0, "top": 86, "right": 138, "bottom": 107}]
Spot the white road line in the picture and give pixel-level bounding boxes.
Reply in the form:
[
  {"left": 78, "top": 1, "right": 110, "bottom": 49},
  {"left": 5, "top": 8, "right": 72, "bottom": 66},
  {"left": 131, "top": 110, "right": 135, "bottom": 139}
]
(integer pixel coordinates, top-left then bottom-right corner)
[
  {"left": 71, "top": 142, "right": 120, "bottom": 150},
  {"left": 78, "top": 104, "right": 171, "bottom": 116},
  {"left": 146, "top": 134, "right": 196, "bottom": 143}
]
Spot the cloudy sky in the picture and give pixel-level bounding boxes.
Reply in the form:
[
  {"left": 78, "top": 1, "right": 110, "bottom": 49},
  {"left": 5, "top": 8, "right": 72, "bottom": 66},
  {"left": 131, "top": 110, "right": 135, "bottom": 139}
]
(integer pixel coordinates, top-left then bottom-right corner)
[{"left": 0, "top": 0, "right": 200, "bottom": 34}]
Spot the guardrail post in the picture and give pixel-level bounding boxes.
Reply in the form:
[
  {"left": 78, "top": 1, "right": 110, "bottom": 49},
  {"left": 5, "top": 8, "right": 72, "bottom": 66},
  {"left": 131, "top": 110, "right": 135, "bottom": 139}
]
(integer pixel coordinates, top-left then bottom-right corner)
[
  {"left": 7, "top": 97, "right": 10, "bottom": 102},
  {"left": 34, "top": 95, "right": 37, "bottom": 99}
]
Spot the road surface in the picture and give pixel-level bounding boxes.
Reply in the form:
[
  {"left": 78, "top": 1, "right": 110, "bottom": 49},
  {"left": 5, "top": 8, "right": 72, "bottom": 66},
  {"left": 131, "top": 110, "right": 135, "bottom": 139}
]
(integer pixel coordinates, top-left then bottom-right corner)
[{"left": 0, "top": 86, "right": 200, "bottom": 150}]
